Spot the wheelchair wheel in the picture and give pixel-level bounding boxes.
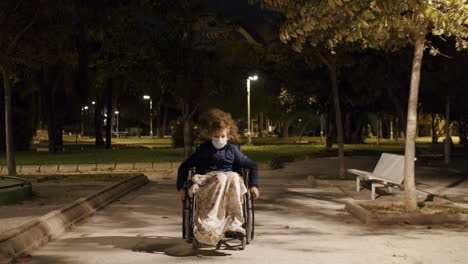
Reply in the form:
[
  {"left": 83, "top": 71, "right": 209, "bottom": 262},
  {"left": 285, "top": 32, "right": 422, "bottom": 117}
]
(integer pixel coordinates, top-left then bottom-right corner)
[
  {"left": 251, "top": 193, "right": 255, "bottom": 240},
  {"left": 182, "top": 200, "right": 186, "bottom": 239},
  {"left": 245, "top": 192, "right": 253, "bottom": 244},
  {"left": 182, "top": 195, "right": 193, "bottom": 243}
]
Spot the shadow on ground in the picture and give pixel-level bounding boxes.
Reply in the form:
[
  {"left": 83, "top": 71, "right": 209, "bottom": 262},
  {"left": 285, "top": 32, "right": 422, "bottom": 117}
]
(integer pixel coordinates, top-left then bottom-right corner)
[{"left": 60, "top": 235, "right": 232, "bottom": 257}]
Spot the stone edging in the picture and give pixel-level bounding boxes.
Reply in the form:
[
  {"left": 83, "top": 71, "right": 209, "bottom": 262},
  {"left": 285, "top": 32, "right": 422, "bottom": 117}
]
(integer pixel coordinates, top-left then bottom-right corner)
[
  {"left": 0, "top": 174, "right": 149, "bottom": 264},
  {"left": 0, "top": 162, "right": 271, "bottom": 175},
  {"left": 345, "top": 200, "right": 468, "bottom": 225}
]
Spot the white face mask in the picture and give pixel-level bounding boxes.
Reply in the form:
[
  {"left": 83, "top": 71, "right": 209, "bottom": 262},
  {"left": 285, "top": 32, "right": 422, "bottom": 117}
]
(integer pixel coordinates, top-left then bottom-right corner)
[{"left": 212, "top": 137, "right": 228, "bottom": 149}]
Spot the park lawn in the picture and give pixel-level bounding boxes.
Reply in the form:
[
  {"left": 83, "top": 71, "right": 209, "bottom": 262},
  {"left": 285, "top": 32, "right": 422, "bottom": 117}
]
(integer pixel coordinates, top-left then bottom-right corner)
[
  {"left": 59, "top": 135, "right": 459, "bottom": 147},
  {"left": 363, "top": 136, "right": 460, "bottom": 144},
  {"left": 248, "top": 136, "right": 322, "bottom": 145},
  {"left": 0, "top": 143, "right": 406, "bottom": 166},
  {"left": 62, "top": 135, "right": 172, "bottom": 144}
]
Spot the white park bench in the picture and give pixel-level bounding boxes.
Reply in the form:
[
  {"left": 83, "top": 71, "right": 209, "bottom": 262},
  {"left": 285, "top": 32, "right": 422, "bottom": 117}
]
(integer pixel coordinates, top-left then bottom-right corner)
[{"left": 348, "top": 153, "right": 405, "bottom": 200}]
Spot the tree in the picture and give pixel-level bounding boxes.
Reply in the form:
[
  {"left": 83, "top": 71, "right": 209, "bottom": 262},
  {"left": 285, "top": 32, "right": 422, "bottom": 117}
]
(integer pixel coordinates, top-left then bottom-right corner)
[
  {"left": 0, "top": 1, "right": 73, "bottom": 174},
  {"left": 251, "top": 0, "right": 468, "bottom": 211},
  {"left": 0, "top": 2, "right": 38, "bottom": 175}
]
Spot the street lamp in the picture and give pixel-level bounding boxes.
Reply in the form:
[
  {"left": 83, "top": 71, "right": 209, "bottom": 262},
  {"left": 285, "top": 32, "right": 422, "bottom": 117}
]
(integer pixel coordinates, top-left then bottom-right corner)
[
  {"left": 115, "top": 110, "right": 120, "bottom": 138},
  {"left": 247, "top": 75, "right": 258, "bottom": 145},
  {"left": 81, "top": 106, "right": 89, "bottom": 137},
  {"left": 143, "top": 95, "right": 153, "bottom": 138}
]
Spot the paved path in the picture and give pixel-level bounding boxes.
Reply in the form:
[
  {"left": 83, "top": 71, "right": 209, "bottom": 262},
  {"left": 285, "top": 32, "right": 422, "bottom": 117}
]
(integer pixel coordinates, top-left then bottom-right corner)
[{"left": 24, "top": 157, "right": 468, "bottom": 264}]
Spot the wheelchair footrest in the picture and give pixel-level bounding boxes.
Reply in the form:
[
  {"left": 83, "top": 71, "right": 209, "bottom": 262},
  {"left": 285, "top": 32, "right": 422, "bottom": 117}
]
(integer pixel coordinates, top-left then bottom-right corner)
[{"left": 224, "top": 231, "right": 244, "bottom": 239}]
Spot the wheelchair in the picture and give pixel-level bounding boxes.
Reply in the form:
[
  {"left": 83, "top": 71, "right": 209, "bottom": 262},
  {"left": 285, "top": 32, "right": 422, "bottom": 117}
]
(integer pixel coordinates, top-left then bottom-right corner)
[{"left": 182, "top": 166, "right": 255, "bottom": 250}]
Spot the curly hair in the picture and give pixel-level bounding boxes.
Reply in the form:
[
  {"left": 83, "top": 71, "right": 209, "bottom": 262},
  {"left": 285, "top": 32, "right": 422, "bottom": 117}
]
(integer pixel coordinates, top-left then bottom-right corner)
[{"left": 199, "top": 108, "right": 241, "bottom": 144}]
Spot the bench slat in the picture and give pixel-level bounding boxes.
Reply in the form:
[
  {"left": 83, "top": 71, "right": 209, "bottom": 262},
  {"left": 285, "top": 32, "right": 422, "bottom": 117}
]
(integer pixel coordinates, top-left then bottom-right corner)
[{"left": 372, "top": 153, "right": 405, "bottom": 184}]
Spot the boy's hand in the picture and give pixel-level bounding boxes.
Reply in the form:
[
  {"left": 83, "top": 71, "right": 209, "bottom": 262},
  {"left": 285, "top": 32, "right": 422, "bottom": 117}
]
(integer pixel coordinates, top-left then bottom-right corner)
[
  {"left": 250, "top": 187, "right": 260, "bottom": 200},
  {"left": 179, "top": 190, "right": 186, "bottom": 201}
]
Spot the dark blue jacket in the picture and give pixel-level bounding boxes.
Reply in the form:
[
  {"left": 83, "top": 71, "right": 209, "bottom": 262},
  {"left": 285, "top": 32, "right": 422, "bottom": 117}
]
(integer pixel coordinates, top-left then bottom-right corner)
[{"left": 176, "top": 141, "right": 259, "bottom": 191}]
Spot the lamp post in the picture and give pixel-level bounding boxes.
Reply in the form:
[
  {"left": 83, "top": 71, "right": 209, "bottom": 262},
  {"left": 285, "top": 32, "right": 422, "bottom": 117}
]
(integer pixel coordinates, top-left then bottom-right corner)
[
  {"left": 81, "top": 105, "right": 89, "bottom": 137},
  {"left": 247, "top": 75, "right": 258, "bottom": 145},
  {"left": 115, "top": 110, "right": 120, "bottom": 138},
  {"left": 143, "top": 95, "right": 153, "bottom": 138}
]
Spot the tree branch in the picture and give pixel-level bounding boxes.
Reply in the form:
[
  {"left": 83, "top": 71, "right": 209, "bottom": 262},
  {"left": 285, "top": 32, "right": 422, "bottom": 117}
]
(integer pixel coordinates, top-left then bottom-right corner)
[
  {"left": 7, "top": 11, "right": 38, "bottom": 54},
  {"left": 316, "top": 51, "right": 331, "bottom": 68},
  {"left": 189, "top": 103, "right": 199, "bottom": 117}
]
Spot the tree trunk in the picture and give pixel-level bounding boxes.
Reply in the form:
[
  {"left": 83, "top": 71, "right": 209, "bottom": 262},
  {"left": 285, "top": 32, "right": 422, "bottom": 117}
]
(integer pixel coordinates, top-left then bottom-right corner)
[
  {"left": 105, "top": 79, "right": 113, "bottom": 149},
  {"left": 379, "top": 116, "right": 383, "bottom": 139},
  {"left": 281, "top": 120, "right": 289, "bottom": 138},
  {"left": 259, "top": 112, "right": 264, "bottom": 137},
  {"left": 431, "top": 112, "right": 438, "bottom": 143},
  {"left": 403, "top": 36, "right": 425, "bottom": 212},
  {"left": 350, "top": 118, "right": 363, "bottom": 144},
  {"left": 156, "top": 106, "right": 161, "bottom": 138},
  {"left": 77, "top": 26, "right": 89, "bottom": 103},
  {"left": 94, "top": 97, "right": 104, "bottom": 146},
  {"left": 0, "top": 77, "right": 5, "bottom": 152},
  {"left": 2, "top": 65, "right": 16, "bottom": 175},
  {"left": 385, "top": 85, "right": 407, "bottom": 136},
  {"left": 344, "top": 112, "right": 351, "bottom": 143},
  {"left": 326, "top": 110, "right": 334, "bottom": 148},
  {"left": 444, "top": 96, "right": 451, "bottom": 164},
  {"left": 376, "top": 117, "right": 380, "bottom": 145},
  {"left": 55, "top": 119, "right": 63, "bottom": 151},
  {"left": 47, "top": 106, "right": 57, "bottom": 153},
  {"left": 320, "top": 113, "right": 324, "bottom": 144},
  {"left": 459, "top": 120, "right": 468, "bottom": 148},
  {"left": 162, "top": 103, "right": 168, "bottom": 137},
  {"left": 390, "top": 118, "right": 394, "bottom": 140},
  {"left": 183, "top": 111, "right": 193, "bottom": 158},
  {"left": 321, "top": 56, "right": 345, "bottom": 178}
]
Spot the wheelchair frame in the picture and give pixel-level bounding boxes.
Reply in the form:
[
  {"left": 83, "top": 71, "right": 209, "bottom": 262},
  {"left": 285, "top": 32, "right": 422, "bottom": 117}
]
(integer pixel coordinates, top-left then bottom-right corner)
[{"left": 182, "top": 167, "right": 255, "bottom": 250}]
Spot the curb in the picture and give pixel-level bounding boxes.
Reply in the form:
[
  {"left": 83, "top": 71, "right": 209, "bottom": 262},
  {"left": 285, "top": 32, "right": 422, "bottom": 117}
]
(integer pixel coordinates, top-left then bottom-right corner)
[
  {"left": 345, "top": 200, "right": 468, "bottom": 225},
  {"left": 0, "top": 174, "right": 149, "bottom": 264}
]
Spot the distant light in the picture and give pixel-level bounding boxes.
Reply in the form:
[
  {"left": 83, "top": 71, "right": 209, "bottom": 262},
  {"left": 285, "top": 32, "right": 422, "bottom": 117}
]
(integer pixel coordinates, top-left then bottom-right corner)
[
  {"left": 299, "top": 119, "right": 302, "bottom": 122},
  {"left": 84, "top": 106, "right": 89, "bottom": 110},
  {"left": 115, "top": 111, "right": 119, "bottom": 114},
  {"left": 248, "top": 75, "right": 258, "bottom": 81},
  {"left": 143, "top": 95, "right": 150, "bottom": 100},
  {"left": 91, "top": 101, "right": 95, "bottom": 105}
]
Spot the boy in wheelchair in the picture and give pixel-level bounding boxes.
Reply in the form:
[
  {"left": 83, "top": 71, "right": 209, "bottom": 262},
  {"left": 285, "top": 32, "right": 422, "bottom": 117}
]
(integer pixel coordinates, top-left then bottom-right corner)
[{"left": 177, "top": 120, "right": 259, "bottom": 247}]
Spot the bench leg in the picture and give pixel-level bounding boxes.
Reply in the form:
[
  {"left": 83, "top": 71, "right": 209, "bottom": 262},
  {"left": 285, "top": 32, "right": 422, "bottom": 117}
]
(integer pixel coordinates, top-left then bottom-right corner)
[
  {"left": 356, "top": 177, "right": 361, "bottom": 192},
  {"left": 371, "top": 183, "right": 376, "bottom": 200}
]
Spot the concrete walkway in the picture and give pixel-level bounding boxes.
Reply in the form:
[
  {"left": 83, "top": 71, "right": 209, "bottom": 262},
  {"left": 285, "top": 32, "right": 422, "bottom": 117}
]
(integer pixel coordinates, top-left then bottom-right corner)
[{"left": 21, "top": 157, "right": 468, "bottom": 264}]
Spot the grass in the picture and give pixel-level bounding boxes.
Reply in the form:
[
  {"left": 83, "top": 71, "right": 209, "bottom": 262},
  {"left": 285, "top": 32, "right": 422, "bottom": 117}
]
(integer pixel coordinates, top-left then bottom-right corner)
[
  {"left": 10, "top": 135, "right": 461, "bottom": 166},
  {"left": 0, "top": 142, "right": 409, "bottom": 166},
  {"left": 248, "top": 136, "right": 322, "bottom": 145},
  {"left": 364, "top": 136, "right": 460, "bottom": 144},
  {"left": 46, "top": 136, "right": 173, "bottom": 150},
  {"left": 61, "top": 135, "right": 172, "bottom": 144}
]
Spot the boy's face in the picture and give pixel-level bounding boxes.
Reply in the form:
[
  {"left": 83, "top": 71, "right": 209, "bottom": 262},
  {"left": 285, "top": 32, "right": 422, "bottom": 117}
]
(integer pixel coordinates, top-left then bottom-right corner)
[{"left": 212, "top": 128, "right": 228, "bottom": 139}]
